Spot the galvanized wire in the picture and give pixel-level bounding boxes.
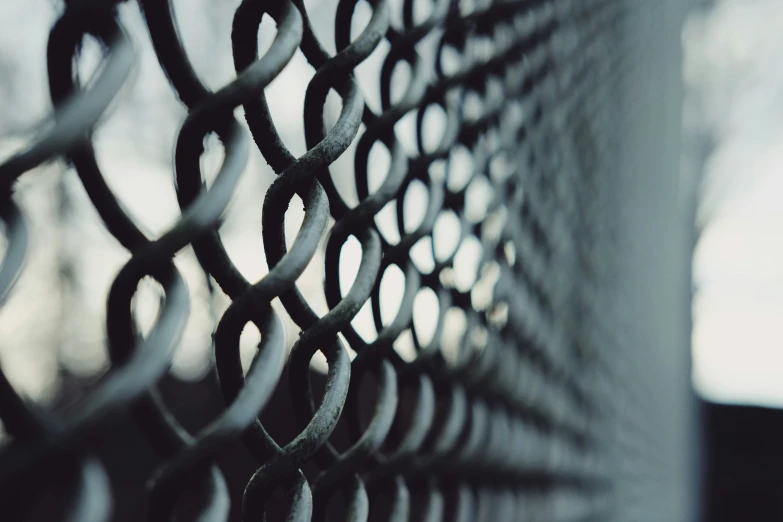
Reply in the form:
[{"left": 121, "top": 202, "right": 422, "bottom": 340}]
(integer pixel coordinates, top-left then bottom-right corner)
[{"left": 0, "top": 0, "right": 660, "bottom": 520}]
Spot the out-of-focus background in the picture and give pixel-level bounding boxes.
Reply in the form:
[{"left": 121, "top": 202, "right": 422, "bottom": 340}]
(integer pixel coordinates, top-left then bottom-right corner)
[
  {"left": 687, "top": 0, "right": 783, "bottom": 409},
  {"left": 685, "top": 0, "right": 783, "bottom": 519}
]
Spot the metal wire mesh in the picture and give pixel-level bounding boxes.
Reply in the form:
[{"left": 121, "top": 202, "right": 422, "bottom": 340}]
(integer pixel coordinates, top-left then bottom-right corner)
[{"left": 0, "top": 0, "right": 695, "bottom": 521}]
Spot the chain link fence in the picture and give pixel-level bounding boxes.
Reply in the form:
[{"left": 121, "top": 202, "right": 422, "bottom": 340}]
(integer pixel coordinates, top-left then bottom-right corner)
[{"left": 0, "top": 0, "right": 697, "bottom": 520}]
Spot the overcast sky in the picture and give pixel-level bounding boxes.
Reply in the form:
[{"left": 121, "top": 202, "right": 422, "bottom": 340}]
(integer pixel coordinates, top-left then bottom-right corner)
[{"left": 686, "top": 0, "right": 783, "bottom": 407}]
